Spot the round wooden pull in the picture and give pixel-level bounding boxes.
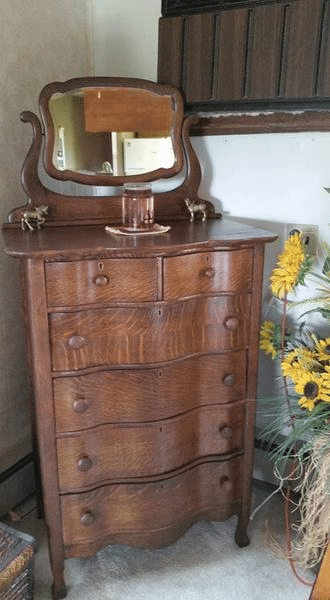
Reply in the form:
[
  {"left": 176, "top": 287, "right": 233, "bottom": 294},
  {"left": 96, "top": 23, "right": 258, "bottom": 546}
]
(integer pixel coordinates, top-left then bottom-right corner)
[
  {"left": 72, "top": 398, "right": 89, "bottom": 414},
  {"left": 224, "top": 317, "right": 239, "bottom": 331},
  {"left": 203, "top": 267, "right": 215, "bottom": 279},
  {"left": 68, "top": 335, "right": 86, "bottom": 350},
  {"left": 80, "top": 511, "right": 95, "bottom": 526},
  {"left": 219, "top": 476, "right": 232, "bottom": 493},
  {"left": 77, "top": 456, "right": 93, "bottom": 472},
  {"left": 219, "top": 425, "right": 233, "bottom": 439},
  {"left": 223, "top": 373, "right": 237, "bottom": 387},
  {"left": 93, "top": 274, "right": 109, "bottom": 286}
]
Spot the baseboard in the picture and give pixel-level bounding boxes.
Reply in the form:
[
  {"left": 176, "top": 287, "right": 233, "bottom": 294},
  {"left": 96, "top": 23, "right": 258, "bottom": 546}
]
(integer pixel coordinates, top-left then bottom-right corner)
[{"left": 0, "top": 452, "right": 35, "bottom": 518}]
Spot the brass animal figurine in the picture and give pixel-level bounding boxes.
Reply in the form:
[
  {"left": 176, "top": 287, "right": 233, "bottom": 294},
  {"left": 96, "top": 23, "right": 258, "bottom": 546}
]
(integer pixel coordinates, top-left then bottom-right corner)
[
  {"left": 184, "top": 198, "right": 208, "bottom": 222},
  {"left": 21, "top": 205, "right": 48, "bottom": 231}
]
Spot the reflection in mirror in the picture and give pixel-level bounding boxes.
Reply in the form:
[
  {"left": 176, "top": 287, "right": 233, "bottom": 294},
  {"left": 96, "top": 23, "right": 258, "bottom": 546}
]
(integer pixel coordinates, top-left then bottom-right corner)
[{"left": 49, "top": 87, "right": 175, "bottom": 177}]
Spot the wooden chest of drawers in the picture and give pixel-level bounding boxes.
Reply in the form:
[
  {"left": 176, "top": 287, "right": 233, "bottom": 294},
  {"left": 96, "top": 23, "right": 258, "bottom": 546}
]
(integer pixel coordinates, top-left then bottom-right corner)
[{"left": 2, "top": 218, "right": 275, "bottom": 598}]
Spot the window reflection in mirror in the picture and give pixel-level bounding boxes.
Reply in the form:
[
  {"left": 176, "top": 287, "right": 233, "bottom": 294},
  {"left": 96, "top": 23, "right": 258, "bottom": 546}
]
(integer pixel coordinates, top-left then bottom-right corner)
[{"left": 49, "top": 88, "right": 175, "bottom": 177}]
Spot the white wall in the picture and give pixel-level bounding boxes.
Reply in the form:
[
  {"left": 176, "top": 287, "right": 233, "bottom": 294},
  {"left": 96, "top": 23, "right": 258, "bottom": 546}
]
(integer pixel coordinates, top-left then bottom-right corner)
[
  {"left": 193, "top": 132, "right": 330, "bottom": 246},
  {"left": 90, "top": 0, "right": 161, "bottom": 79}
]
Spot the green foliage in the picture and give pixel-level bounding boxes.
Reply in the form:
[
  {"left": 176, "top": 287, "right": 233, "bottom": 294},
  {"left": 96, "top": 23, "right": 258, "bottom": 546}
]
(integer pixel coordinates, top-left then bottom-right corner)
[{"left": 259, "top": 238, "right": 330, "bottom": 480}]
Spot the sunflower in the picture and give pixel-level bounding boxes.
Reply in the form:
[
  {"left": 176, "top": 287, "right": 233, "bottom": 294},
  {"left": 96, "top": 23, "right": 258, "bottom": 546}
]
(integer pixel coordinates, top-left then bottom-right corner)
[
  {"left": 281, "top": 348, "right": 315, "bottom": 381},
  {"left": 270, "top": 232, "right": 310, "bottom": 298},
  {"left": 320, "top": 366, "right": 330, "bottom": 392},
  {"left": 313, "top": 337, "right": 330, "bottom": 364},
  {"left": 294, "top": 370, "right": 330, "bottom": 411},
  {"left": 260, "top": 320, "right": 281, "bottom": 359}
]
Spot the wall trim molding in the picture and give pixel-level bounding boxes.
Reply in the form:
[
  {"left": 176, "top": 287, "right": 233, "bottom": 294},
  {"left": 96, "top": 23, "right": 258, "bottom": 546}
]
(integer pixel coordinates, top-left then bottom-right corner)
[
  {"left": 191, "top": 109, "right": 330, "bottom": 136},
  {"left": 0, "top": 452, "right": 34, "bottom": 485}
]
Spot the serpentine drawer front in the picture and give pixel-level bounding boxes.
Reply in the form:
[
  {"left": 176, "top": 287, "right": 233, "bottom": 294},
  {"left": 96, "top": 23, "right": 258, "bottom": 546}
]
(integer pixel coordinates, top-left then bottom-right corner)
[
  {"left": 49, "top": 295, "right": 251, "bottom": 371},
  {"left": 53, "top": 350, "right": 247, "bottom": 433},
  {"left": 60, "top": 457, "right": 244, "bottom": 556},
  {"left": 56, "top": 402, "right": 245, "bottom": 491}
]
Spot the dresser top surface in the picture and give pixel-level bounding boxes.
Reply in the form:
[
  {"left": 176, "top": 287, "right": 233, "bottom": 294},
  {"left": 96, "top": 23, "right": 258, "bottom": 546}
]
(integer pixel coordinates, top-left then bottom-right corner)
[{"left": 2, "top": 217, "right": 277, "bottom": 260}]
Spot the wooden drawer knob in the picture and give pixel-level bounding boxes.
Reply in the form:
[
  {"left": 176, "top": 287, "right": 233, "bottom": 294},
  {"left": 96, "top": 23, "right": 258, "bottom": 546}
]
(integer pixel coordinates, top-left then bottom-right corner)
[
  {"left": 223, "top": 373, "right": 237, "bottom": 387},
  {"left": 203, "top": 267, "right": 215, "bottom": 279},
  {"left": 219, "top": 476, "right": 232, "bottom": 493},
  {"left": 72, "top": 398, "right": 89, "bottom": 414},
  {"left": 80, "top": 511, "right": 95, "bottom": 526},
  {"left": 93, "top": 274, "right": 109, "bottom": 286},
  {"left": 77, "top": 456, "right": 93, "bottom": 472},
  {"left": 219, "top": 425, "right": 233, "bottom": 439},
  {"left": 224, "top": 317, "right": 239, "bottom": 331},
  {"left": 68, "top": 335, "right": 86, "bottom": 350}
]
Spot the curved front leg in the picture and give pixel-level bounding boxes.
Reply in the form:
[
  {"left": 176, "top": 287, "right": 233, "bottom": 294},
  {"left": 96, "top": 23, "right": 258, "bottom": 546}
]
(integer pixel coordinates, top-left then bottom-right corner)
[
  {"left": 52, "top": 576, "right": 67, "bottom": 600},
  {"left": 235, "top": 510, "right": 250, "bottom": 548}
]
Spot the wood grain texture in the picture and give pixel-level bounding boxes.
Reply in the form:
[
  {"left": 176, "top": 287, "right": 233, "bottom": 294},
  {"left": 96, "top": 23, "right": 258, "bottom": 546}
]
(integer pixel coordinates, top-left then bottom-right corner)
[
  {"left": 56, "top": 403, "right": 245, "bottom": 491},
  {"left": 182, "top": 13, "right": 215, "bottom": 103},
  {"left": 214, "top": 8, "right": 248, "bottom": 101},
  {"left": 245, "top": 3, "right": 283, "bottom": 99},
  {"left": 45, "top": 257, "right": 158, "bottom": 306},
  {"left": 158, "top": 16, "right": 184, "bottom": 89},
  {"left": 53, "top": 351, "right": 247, "bottom": 432},
  {"left": 39, "top": 78, "right": 185, "bottom": 186},
  {"left": 158, "top": 0, "right": 330, "bottom": 109},
  {"left": 2, "top": 219, "right": 277, "bottom": 258},
  {"left": 163, "top": 248, "right": 253, "bottom": 299},
  {"left": 84, "top": 88, "right": 173, "bottom": 134},
  {"left": 49, "top": 294, "right": 251, "bottom": 371},
  {"left": 24, "top": 259, "right": 66, "bottom": 596},
  {"left": 61, "top": 457, "right": 243, "bottom": 555},
  {"left": 281, "top": 0, "right": 323, "bottom": 98}
]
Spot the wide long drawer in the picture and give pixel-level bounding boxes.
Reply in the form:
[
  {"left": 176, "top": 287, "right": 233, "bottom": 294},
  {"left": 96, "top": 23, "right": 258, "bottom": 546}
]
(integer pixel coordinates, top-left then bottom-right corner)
[
  {"left": 61, "top": 457, "right": 243, "bottom": 555},
  {"left": 56, "top": 403, "right": 245, "bottom": 492},
  {"left": 45, "top": 258, "right": 159, "bottom": 306},
  {"left": 49, "top": 295, "right": 251, "bottom": 371},
  {"left": 163, "top": 249, "right": 253, "bottom": 299},
  {"left": 53, "top": 351, "right": 247, "bottom": 432}
]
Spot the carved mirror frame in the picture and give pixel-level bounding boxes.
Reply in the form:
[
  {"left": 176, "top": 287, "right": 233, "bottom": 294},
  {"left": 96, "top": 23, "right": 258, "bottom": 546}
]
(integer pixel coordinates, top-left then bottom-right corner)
[
  {"left": 39, "top": 77, "right": 185, "bottom": 186},
  {"left": 7, "top": 78, "right": 216, "bottom": 227}
]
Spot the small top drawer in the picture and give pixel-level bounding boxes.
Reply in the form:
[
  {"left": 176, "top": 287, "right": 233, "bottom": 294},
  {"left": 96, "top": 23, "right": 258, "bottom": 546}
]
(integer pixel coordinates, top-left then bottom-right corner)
[
  {"left": 45, "top": 258, "right": 158, "bottom": 306},
  {"left": 163, "top": 249, "right": 253, "bottom": 299}
]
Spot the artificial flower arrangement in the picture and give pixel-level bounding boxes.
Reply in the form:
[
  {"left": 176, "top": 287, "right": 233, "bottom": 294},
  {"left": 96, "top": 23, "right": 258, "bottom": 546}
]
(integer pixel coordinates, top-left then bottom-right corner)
[{"left": 259, "top": 231, "right": 330, "bottom": 570}]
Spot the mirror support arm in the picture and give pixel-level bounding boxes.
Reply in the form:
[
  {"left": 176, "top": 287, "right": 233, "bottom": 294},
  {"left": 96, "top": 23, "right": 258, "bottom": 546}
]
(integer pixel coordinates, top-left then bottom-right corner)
[{"left": 8, "top": 112, "right": 50, "bottom": 224}]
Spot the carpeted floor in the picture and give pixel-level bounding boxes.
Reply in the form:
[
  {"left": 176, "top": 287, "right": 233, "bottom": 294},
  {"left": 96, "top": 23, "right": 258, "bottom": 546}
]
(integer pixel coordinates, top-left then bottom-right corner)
[{"left": 7, "top": 480, "right": 315, "bottom": 600}]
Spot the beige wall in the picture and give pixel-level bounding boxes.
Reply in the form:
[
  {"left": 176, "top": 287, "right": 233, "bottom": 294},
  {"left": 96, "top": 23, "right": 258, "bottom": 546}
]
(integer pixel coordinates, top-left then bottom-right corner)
[
  {"left": 0, "top": 0, "right": 90, "bottom": 471},
  {"left": 91, "top": 0, "right": 161, "bottom": 79}
]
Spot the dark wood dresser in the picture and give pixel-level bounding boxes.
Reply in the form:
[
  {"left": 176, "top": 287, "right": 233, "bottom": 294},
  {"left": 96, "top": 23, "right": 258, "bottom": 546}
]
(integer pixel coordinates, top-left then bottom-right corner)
[{"left": 2, "top": 78, "right": 276, "bottom": 599}]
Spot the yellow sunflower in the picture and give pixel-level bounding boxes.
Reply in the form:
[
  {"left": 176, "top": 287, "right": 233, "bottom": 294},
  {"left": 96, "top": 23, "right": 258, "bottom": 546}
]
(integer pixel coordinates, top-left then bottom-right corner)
[
  {"left": 294, "top": 370, "right": 330, "bottom": 411},
  {"left": 320, "top": 366, "right": 330, "bottom": 392},
  {"left": 281, "top": 347, "right": 315, "bottom": 381},
  {"left": 260, "top": 320, "right": 281, "bottom": 359},
  {"left": 314, "top": 337, "right": 330, "bottom": 363},
  {"left": 270, "top": 233, "right": 306, "bottom": 298}
]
